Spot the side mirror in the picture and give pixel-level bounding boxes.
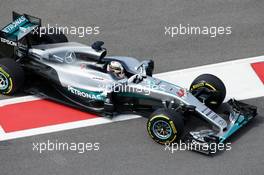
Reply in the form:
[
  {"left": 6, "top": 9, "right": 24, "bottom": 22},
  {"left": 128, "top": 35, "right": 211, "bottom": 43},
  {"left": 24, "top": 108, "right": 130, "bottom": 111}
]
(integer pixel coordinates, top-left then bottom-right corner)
[
  {"left": 146, "top": 60, "right": 154, "bottom": 76},
  {"left": 137, "top": 60, "right": 154, "bottom": 77},
  {"left": 91, "top": 41, "right": 104, "bottom": 51},
  {"left": 91, "top": 41, "right": 107, "bottom": 62}
]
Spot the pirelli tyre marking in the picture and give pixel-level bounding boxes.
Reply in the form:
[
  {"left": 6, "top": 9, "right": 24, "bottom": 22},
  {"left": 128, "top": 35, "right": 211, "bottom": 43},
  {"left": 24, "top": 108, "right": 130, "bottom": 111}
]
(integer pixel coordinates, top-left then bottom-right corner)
[
  {"left": 0, "top": 67, "right": 13, "bottom": 94},
  {"left": 191, "top": 82, "right": 216, "bottom": 91},
  {"left": 147, "top": 115, "right": 178, "bottom": 144}
]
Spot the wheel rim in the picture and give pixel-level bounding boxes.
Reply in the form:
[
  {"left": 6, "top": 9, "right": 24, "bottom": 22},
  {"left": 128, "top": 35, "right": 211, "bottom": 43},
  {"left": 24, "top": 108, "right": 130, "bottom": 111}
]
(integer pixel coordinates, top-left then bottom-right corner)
[
  {"left": 0, "top": 72, "right": 9, "bottom": 90},
  {"left": 152, "top": 120, "right": 172, "bottom": 140}
]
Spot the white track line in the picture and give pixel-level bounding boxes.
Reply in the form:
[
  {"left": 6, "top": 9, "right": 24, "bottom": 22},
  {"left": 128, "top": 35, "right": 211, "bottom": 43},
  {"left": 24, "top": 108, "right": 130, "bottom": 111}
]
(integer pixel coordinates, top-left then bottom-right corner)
[
  {"left": 155, "top": 56, "right": 264, "bottom": 101},
  {"left": 0, "top": 56, "right": 263, "bottom": 141},
  {"left": 0, "top": 115, "right": 141, "bottom": 141},
  {"left": 0, "top": 126, "right": 5, "bottom": 135},
  {"left": 0, "top": 95, "right": 40, "bottom": 107}
]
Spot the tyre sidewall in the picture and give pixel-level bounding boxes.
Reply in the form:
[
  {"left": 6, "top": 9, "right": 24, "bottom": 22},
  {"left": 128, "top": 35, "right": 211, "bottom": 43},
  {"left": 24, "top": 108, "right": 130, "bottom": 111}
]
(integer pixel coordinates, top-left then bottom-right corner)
[
  {"left": 0, "top": 65, "right": 13, "bottom": 94},
  {"left": 190, "top": 74, "right": 226, "bottom": 109},
  {"left": 147, "top": 113, "right": 179, "bottom": 144},
  {"left": 0, "top": 59, "right": 24, "bottom": 95}
]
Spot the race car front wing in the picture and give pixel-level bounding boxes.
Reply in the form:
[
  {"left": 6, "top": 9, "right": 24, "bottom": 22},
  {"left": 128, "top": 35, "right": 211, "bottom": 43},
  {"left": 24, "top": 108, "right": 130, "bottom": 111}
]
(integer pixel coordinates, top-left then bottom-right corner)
[{"left": 184, "top": 99, "right": 257, "bottom": 154}]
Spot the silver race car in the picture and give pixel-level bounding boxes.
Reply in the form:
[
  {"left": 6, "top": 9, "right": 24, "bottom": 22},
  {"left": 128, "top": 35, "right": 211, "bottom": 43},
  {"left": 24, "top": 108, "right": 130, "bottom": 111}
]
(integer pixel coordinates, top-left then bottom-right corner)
[{"left": 0, "top": 12, "right": 257, "bottom": 154}]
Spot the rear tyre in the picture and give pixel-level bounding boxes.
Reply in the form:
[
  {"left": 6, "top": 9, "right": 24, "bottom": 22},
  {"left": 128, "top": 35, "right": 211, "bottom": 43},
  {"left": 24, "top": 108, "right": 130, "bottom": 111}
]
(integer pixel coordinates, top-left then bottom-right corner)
[
  {"left": 147, "top": 109, "right": 184, "bottom": 145},
  {"left": 190, "top": 74, "right": 226, "bottom": 109},
  {"left": 38, "top": 28, "right": 68, "bottom": 44},
  {"left": 0, "top": 58, "right": 24, "bottom": 95}
]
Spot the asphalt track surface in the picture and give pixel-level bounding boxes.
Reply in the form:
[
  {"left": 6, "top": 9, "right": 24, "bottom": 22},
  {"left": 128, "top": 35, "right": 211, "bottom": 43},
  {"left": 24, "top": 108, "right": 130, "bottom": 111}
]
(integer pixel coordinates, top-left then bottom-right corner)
[{"left": 0, "top": 0, "right": 264, "bottom": 175}]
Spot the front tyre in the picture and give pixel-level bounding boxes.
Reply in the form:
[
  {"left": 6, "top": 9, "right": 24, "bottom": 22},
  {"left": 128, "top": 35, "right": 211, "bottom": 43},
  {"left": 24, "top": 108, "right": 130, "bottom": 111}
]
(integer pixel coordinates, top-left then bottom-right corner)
[
  {"left": 0, "top": 59, "right": 24, "bottom": 95},
  {"left": 190, "top": 74, "right": 226, "bottom": 110},
  {"left": 147, "top": 109, "right": 184, "bottom": 145}
]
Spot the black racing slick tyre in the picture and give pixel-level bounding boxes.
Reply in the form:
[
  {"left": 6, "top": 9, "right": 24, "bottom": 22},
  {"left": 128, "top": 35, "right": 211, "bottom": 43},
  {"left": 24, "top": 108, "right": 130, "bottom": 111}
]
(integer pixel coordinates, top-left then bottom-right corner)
[
  {"left": 190, "top": 74, "right": 226, "bottom": 109},
  {"left": 39, "top": 28, "right": 68, "bottom": 44},
  {"left": 147, "top": 109, "right": 184, "bottom": 145},
  {"left": 0, "top": 58, "right": 24, "bottom": 95}
]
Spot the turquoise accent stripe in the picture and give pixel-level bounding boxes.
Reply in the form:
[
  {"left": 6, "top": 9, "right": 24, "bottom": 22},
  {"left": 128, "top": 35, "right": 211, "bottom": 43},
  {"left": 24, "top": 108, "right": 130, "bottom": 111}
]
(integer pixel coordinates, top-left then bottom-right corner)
[
  {"left": 220, "top": 115, "right": 250, "bottom": 143},
  {"left": 73, "top": 86, "right": 106, "bottom": 101},
  {"left": 2, "top": 16, "right": 29, "bottom": 34},
  {"left": 1, "top": 15, "right": 39, "bottom": 41},
  {"left": 12, "top": 23, "right": 37, "bottom": 40}
]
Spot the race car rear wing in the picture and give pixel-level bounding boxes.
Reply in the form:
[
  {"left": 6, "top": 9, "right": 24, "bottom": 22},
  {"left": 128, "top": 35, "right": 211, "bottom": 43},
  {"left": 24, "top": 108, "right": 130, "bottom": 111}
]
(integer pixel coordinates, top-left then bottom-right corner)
[
  {"left": 0, "top": 12, "right": 41, "bottom": 43},
  {"left": 0, "top": 12, "right": 41, "bottom": 58}
]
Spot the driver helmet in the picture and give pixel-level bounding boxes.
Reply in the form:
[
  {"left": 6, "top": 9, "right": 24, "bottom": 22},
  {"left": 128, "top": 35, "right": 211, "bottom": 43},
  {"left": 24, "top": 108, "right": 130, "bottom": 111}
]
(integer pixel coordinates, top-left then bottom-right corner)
[{"left": 107, "top": 61, "right": 125, "bottom": 79}]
